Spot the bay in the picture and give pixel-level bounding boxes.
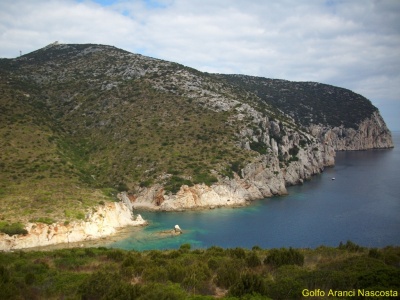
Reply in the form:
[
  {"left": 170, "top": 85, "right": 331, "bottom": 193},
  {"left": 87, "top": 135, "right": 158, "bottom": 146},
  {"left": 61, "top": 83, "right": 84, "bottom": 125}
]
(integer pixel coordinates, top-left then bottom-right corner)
[{"left": 109, "top": 131, "right": 400, "bottom": 250}]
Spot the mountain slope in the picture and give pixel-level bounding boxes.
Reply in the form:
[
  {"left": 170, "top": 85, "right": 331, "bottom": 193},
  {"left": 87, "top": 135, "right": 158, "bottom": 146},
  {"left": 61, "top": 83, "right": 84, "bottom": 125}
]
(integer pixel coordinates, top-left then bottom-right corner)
[
  {"left": 216, "top": 75, "right": 377, "bottom": 129},
  {"left": 0, "top": 43, "right": 393, "bottom": 224}
]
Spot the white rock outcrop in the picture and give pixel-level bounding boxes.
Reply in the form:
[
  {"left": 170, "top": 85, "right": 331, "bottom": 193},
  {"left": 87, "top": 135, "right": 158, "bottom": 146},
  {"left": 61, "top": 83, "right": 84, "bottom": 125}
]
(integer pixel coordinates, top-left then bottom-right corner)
[
  {"left": 309, "top": 111, "right": 394, "bottom": 151},
  {"left": 0, "top": 202, "right": 146, "bottom": 251}
]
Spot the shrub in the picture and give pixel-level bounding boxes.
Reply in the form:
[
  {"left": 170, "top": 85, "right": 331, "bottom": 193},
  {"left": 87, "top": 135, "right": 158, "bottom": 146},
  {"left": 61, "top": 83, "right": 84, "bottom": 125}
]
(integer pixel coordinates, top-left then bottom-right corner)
[
  {"left": 79, "top": 271, "right": 141, "bottom": 300},
  {"left": 0, "top": 222, "right": 28, "bottom": 236},
  {"left": 289, "top": 146, "right": 299, "bottom": 156},
  {"left": 193, "top": 172, "right": 218, "bottom": 186},
  {"left": 264, "top": 248, "right": 304, "bottom": 267},
  {"left": 180, "top": 243, "right": 191, "bottom": 251},
  {"left": 229, "top": 247, "right": 246, "bottom": 259},
  {"left": 207, "top": 258, "right": 219, "bottom": 271},
  {"left": 215, "top": 262, "right": 241, "bottom": 288},
  {"left": 139, "top": 283, "right": 186, "bottom": 300},
  {"left": 106, "top": 249, "right": 125, "bottom": 262},
  {"left": 139, "top": 179, "right": 153, "bottom": 188},
  {"left": 30, "top": 217, "right": 55, "bottom": 225},
  {"left": 338, "top": 240, "right": 364, "bottom": 252},
  {"left": 142, "top": 265, "right": 168, "bottom": 283},
  {"left": 117, "top": 182, "right": 129, "bottom": 192},
  {"left": 228, "top": 273, "right": 267, "bottom": 297},
  {"left": 265, "top": 277, "right": 303, "bottom": 300},
  {"left": 250, "top": 141, "right": 268, "bottom": 155},
  {"left": 368, "top": 248, "right": 382, "bottom": 259},
  {"left": 299, "top": 139, "right": 308, "bottom": 148},
  {"left": 164, "top": 176, "right": 193, "bottom": 193},
  {"left": 167, "top": 263, "right": 187, "bottom": 283},
  {"left": 246, "top": 252, "right": 262, "bottom": 268}
]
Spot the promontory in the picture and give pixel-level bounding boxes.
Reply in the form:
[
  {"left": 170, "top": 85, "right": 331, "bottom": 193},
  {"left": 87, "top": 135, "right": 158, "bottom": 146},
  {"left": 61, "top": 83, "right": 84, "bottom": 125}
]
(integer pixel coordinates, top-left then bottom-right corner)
[{"left": 0, "top": 43, "right": 393, "bottom": 250}]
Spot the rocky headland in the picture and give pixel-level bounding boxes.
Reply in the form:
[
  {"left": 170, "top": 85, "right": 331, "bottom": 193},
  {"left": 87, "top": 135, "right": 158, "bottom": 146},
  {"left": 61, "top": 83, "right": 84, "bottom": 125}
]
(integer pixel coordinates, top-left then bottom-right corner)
[
  {"left": 0, "top": 43, "right": 393, "bottom": 250},
  {"left": 120, "top": 110, "right": 392, "bottom": 211}
]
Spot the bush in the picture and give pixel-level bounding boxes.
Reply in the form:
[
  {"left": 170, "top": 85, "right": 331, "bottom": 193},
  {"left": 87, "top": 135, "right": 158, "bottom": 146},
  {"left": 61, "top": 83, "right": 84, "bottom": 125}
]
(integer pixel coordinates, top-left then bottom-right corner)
[
  {"left": 246, "top": 252, "right": 262, "bottom": 268},
  {"left": 368, "top": 248, "right": 382, "bottom": 259},
  {"left": 106, "top": 249, "right": 125, "bottom": 262},
  {"left": 142, "top": 266, "right": 168, "bottom": 283},
  {"left": 250, "top": 141, "right": 268, "bottom": 155},
  {"left": 229, "top": 273, "right": 267, "bottom": 297},
  {"left": 229, "top": 248, "right": 246, "bottom": 259},
  {"left": 139, "top": 180, "right": 153, "bottom": 188},
  {"left": 167, "top": 263, "right": 187, "bottom": 283},
  {"left": 207, "top": 258, "right": 219, "bottom": 271},
  {"left": 117, "top": 182, "right": 129, "bottom": 192},
  {"left": 30, "top": 217, "right": 56, "bottom": 225},
  {"left": 264, "top": 248, "right": 304, "bottom": 267},
  {"left": 215, "top": 262, "right": 241, "bottom": 288},
  {"left": 139, "top": 283, "right": 187, "bottom": 300},
  {"left": 165, "top": 176, "right": 193, "bottom": 193},
  {"left": 193, "top": 173, "right": 218, "bottom": 186},
  {"left": 289, "top": 146, "right": 299, "bottom": 156},
  {"left": 338, "top": 240, "right": 364, "bottom": 252},
  {"left": 79, "top": 271, "right": 141, "bottom": 300},
  {"left": 0, "top": 222, "right": 28, "bottom": 236},
  {"left": 180, "top": 243, "right": 191, "bottom": 251},
  {"left": 265, "top": 277, "right": 303, "bottom": 300}
]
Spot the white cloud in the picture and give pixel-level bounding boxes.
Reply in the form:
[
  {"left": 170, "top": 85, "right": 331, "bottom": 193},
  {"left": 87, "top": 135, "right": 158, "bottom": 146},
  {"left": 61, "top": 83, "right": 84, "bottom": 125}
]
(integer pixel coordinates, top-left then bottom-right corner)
[{"left": 1, "top": 0, "right": 399, "bottom": 129}]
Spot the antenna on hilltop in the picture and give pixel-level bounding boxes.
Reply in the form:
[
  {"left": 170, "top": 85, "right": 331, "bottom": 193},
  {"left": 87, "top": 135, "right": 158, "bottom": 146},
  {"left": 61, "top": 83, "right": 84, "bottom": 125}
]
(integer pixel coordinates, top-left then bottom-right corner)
[{"left": 19, "top": 50, "right": 22, "bottom": 56}]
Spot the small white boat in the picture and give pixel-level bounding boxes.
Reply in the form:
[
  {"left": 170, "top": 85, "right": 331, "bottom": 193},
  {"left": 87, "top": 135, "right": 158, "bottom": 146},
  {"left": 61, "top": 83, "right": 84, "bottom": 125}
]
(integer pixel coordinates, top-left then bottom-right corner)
[{"left": 332, "top": 177, "right": 335, "bottom": 180}]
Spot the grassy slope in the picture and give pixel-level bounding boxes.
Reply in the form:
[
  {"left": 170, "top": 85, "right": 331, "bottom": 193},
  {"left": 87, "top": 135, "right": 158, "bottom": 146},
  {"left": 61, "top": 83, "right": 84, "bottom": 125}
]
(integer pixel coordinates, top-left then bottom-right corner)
[
  {"left": 0, "top": 46, "right": 256, "bottom": 225},
  {"left": 0, "top": 68, "right": 113, "bottom": 225}
]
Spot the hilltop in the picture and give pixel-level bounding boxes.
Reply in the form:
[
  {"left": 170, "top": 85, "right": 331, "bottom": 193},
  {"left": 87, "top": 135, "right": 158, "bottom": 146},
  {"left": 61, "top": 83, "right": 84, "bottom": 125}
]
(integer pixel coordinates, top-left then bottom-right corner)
[{"left": 0, "top": 43, "right": 393, "bottom": 248}]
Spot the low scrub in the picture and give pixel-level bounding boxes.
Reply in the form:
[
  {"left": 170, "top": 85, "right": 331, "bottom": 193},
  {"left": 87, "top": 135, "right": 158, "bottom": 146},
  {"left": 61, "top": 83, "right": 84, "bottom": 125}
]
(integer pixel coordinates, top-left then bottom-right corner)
[{"left": 1, "top": 243, "right": 397, "bottom": 299}]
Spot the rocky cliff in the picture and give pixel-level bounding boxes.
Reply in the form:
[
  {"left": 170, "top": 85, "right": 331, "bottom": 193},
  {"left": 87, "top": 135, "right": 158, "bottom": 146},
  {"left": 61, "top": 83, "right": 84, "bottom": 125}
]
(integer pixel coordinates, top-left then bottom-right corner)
[
  {"left": 0, "top": 202, "right": 146, "bottom": 251},
  {"left": 120, "top": 108, "right": 391, "bottom": 211},
  {"left": 309, "top": 111, "right": 394, "bottom": 151}
]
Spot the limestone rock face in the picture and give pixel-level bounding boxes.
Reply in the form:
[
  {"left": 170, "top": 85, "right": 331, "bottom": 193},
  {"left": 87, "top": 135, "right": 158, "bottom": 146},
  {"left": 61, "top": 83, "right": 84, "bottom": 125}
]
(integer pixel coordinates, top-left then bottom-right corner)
[
  {"left": 0, "top": 202, "right": 147, "bottom": 251},
  {"left": 310, "top": 111, "right": 394, "bottom": 151},
  {"left": 124, "top": 111, "right": 392, "bottom": 212},
  {"left": 126, "top": 141, "right": 334, "bottom": 211}
]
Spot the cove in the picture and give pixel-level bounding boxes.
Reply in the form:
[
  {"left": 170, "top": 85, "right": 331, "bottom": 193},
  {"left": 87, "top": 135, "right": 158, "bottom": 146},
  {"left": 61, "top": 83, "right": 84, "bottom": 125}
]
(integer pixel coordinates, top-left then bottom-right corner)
[{"left": 109, "top": 132, "right": 400, "bottom": 251}]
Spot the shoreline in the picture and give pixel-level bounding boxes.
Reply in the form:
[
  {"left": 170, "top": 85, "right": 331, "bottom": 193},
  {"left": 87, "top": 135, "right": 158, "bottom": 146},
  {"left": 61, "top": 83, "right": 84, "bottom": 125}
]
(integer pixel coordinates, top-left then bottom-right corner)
[
  {"left": 17, "top": 224, "right": 146, "bottom": 252},
  {"left": 0, "top": 202, "right": 147, "bottom": 252}
]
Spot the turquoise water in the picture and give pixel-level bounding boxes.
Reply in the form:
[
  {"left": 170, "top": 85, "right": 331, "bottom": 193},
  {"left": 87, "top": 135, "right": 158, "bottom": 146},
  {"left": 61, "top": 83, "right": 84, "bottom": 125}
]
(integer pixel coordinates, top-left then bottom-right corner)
[{"left": 109, "top": 132, "right": 400, "bottom": 250}]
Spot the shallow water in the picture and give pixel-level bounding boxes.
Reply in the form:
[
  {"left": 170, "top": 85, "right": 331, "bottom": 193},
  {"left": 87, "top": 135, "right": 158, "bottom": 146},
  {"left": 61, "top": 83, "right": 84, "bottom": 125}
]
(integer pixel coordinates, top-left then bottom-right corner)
[{"left": 108, "top": 132, "right": 400, "bottom": 250}]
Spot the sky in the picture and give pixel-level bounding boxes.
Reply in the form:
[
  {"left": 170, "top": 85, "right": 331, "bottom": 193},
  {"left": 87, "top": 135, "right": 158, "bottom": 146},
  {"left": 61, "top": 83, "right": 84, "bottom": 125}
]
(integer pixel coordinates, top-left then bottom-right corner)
[{"left": 1, "top": 0, "right": 399, "bottom": 130}]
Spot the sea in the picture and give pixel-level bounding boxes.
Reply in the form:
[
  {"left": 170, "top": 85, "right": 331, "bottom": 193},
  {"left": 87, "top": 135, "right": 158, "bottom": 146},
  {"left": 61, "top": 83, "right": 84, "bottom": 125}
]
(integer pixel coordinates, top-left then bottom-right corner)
[{"left": 108, "top": 131, "right": 400, "bottom": 251}]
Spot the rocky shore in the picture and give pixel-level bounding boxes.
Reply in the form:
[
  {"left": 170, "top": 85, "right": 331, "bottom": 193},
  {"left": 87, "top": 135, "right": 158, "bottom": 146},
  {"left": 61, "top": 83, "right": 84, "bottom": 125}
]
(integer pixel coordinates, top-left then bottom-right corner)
[
  {"left": 0, "top": 202, "right": 147, "bottom": 251},
  {"left": 120, "top": 111, "right": 393, "bottom": 212}
]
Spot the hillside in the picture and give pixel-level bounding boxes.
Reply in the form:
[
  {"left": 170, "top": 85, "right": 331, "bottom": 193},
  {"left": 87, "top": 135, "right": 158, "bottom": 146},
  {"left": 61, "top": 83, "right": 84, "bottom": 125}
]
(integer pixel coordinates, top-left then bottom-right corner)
[
  {"left": 0, "top": 43, "right": 393, "bottom": 239},
  {"left": 216, "top": 74, "right": 377, "bottom": 129}
]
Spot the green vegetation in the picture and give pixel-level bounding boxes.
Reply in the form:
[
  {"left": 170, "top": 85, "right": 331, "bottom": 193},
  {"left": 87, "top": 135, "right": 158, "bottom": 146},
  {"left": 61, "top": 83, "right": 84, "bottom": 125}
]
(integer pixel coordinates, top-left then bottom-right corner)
[
  {"left": 0, "top": 45, "right": 255, "bottom": 224},
  {"left": 0, "top": 243, "right": 398, "bottom": 299},
  {"left": 263, "top": 247, "right": 304, "bottom": 267},
  {"left": 220, "top": 75, "right": 377, "bottom": 129},
  {"left": 0, "top": 222, "right": 27, "bottom": 236},
  {"left": 249, "top": 141, "right": 269, "bottom": 155}
]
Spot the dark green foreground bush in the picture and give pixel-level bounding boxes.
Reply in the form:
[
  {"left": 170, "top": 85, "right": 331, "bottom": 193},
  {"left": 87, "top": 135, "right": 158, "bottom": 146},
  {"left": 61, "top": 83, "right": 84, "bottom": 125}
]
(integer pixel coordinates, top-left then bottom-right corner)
[{"left": 0, "top": 243, "right": 398, "bottom": 299}]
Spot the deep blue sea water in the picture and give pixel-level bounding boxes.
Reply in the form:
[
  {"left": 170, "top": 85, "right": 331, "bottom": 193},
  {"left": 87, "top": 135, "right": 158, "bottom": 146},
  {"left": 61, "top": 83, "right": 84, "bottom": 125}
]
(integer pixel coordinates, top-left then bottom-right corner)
[{"left": 109, "top": 132, "right": 400, "bottom": 250}]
